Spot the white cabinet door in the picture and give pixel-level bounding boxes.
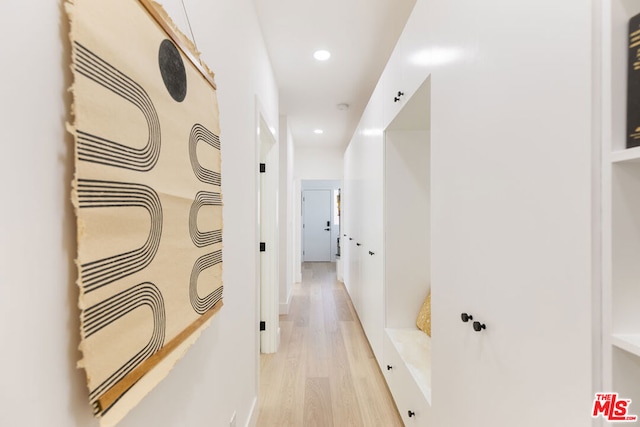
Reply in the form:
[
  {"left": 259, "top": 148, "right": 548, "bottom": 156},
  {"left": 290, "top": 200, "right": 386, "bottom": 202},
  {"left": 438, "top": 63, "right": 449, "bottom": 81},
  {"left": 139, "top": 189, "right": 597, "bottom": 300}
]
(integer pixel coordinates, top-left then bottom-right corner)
[
  {"left": 430, "top": 0, "right": 594, "bottom": 426},
  {"left": 394, "top": 0, "right": 430, "bottom": 114},
  {"left": 344, "top": 141, "right": 359, "bottom": 309},
  {"left": 380, "top": 0, "right": 431, "bottom": 131},
  {"left": 360, "top": 113, "right": 385, "bottom": 362},
  {"left": 348, "top": 133, "right": 364, "bottom": 314},
  {"left": 342, "top": 145, "right": 352, "bottom": 293},
  {"left": 380, "top": 37, "right": 406, "bottom": 129}
]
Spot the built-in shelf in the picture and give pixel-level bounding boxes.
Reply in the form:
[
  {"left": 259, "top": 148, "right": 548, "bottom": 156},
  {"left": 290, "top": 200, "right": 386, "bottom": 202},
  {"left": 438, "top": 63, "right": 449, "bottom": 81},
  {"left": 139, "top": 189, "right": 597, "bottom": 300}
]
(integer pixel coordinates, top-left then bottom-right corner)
[
  {"left": 611, "top": 146, "right": 640, "bottom": 164},
  {"left": 386, "top": 328, "right": 432, "bottom": 404},
  {"left": 612, "top": 334, "right": 640, "bottom": 358},
  {"left": 606, "top": 0, "right": 640, "bottom": 400}
]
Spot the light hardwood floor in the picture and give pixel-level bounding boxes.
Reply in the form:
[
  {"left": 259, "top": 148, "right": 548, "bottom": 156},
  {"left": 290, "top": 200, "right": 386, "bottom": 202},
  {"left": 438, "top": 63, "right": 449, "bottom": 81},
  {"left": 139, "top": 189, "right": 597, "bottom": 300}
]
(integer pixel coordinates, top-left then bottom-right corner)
[{"left": 257, "top": 262, "right": 403, "bottom": 427}]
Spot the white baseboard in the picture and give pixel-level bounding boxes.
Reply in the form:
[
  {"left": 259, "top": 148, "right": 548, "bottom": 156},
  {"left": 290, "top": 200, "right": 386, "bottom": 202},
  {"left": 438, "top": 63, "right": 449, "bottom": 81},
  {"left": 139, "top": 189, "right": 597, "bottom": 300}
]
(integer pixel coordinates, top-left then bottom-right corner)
[
  {"left": 279, "top": 287, "right": 293, "bottom": 314},
  {"left": 277, "top": 326, "right": 281, "bottom": 351},
  {"left": 245, "top": 395, "right": 258, "bottom": 427}
]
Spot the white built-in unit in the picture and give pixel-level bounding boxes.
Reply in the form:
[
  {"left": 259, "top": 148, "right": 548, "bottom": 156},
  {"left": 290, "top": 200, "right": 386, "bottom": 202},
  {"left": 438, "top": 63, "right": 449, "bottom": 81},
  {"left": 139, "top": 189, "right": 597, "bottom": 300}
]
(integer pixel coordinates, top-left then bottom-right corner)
[
  {"left": 342, "top": 88, "right": 385, "bottom": 362},
  {"left": 343, "top": 0, "right": 598, "bottom": 425},
  {"left": 382, "top": 77, "right": 431, "bottom": 425},
  {"left": 343, "top": 2, "right": 436, "bottom": 423},
  {"left": 603, "top": 0, "right": 640, "bottom": 410}
]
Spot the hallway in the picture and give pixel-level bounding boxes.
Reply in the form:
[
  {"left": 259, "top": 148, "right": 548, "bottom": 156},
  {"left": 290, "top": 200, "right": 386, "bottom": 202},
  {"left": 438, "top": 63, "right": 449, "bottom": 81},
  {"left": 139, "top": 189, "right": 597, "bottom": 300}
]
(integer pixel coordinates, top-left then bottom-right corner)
[{"left": 256, "top": 263, "right": 402, "bottom": 426}]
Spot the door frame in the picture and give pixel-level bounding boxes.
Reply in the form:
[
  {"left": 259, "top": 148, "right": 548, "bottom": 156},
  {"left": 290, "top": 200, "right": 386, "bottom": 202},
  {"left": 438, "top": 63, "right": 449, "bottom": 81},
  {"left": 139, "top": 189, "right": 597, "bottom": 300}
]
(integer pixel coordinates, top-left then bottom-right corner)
[
  {"left": 296, "top": 180, "right": 341, "bottom": 277},
  {"left": 255, "top": 100, "right": 279, "bottom": 359},
  {"left": 302, "top": 188, "right": 336, "bottom": 262}
]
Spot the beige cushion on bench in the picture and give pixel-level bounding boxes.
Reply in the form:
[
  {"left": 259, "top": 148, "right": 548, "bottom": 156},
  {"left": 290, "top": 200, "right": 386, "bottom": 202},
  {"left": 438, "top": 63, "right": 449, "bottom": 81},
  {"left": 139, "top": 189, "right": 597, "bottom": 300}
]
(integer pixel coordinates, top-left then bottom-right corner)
[{"left": 416, "top": 290, "right": 431, "bottom": 337}]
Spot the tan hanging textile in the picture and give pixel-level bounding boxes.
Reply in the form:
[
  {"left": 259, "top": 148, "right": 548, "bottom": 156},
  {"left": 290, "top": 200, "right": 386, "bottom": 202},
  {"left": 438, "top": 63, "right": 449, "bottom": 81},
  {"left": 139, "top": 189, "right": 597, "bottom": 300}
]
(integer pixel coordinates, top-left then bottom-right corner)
[{"left": 67, "top": 0, "right": 223, "bottom": 424}]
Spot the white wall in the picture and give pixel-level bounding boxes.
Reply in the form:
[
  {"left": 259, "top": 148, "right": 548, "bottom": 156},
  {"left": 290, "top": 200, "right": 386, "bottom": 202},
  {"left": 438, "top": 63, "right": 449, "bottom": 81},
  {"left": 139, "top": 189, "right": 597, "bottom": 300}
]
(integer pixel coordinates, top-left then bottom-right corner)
[
  {"left": 384, "top": 130, "right": 430, "bottom": 329},
  {"left": 0, "top": 1, "right": 277, "bottom": 426},
  {"left": 278, "top": 117, "right": 295, "bottom": 314},
  {"left": 294, "top": 146, "right": 344, "bottom": 180}
]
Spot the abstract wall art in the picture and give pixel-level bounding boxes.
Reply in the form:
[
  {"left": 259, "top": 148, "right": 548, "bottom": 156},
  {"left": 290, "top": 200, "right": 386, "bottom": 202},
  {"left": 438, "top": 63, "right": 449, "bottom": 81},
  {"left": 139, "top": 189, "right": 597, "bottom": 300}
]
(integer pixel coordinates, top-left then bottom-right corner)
[{"left": 67, "top": 0, "right": 223, "bottom": 424}]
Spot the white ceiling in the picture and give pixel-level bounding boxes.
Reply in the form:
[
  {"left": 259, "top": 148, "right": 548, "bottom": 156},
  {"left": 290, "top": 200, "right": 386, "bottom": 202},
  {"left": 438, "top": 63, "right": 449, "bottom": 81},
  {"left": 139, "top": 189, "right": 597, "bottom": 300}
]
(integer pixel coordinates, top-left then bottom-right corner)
[{"left": 254, "top": 0, "right": 417, "bottom": 148}]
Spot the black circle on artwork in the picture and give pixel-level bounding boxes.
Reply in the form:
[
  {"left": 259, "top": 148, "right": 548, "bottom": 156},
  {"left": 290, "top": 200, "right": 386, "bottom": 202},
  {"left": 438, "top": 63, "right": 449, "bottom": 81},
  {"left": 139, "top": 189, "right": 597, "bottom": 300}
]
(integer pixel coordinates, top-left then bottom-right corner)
[{"left": 159, "top": 39, "right": 187, "bottom": 102}]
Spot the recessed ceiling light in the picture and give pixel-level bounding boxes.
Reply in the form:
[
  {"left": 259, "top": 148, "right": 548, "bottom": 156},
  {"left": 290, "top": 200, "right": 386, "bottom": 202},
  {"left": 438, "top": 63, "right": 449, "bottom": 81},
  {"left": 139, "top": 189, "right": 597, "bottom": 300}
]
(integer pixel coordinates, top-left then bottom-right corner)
[
  {"left": 314, "top": 129, "right": 324, "bottom": 135},
  {"left": 313, "top": 50, "right": 331, "bottom": 61}
]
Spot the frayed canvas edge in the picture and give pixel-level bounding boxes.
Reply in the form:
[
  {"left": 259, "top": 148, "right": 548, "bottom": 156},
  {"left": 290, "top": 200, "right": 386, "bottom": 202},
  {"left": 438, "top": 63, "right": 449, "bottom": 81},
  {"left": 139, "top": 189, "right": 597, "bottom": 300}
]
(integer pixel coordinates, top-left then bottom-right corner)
[{"left": 64, "top": 0, "right": 93, "bottom": 397}]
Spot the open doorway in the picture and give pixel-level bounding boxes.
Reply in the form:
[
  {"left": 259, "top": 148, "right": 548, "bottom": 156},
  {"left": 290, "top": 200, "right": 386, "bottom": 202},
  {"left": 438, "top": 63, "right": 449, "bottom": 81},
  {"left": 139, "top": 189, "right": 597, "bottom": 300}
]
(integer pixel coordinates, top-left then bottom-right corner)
[{"left": 299, "top": 180, "right": 340, "bottom": 269}]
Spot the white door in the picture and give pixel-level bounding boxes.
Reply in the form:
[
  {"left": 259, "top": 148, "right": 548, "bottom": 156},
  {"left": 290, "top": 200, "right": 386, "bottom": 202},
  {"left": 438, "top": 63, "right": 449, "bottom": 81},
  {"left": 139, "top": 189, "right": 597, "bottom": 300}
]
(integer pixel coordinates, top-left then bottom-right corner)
[
  {"left": 258, "top": 116, "right": 278, "bottom": 354},
  {"left": 303, "top": 190, "right": 332, "bottom": 262}
]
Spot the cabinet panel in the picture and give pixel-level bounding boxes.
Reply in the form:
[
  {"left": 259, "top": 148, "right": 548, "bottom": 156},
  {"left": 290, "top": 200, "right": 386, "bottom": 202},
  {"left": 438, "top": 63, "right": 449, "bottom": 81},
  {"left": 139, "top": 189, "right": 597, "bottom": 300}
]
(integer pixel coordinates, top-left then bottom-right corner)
[
  {"left": 380, "top": 0, "right": 431, "bottom": 130},
  {"left": 430, "top": 0, "right": 593, "bottom": 425},
  {"left": 347, "top": 150, "right": 360, "bottom": 314},
  {"left": 395, "top": 0, "right": 431, "bottom": 108},
  {"left": 342, "top": 144, "right": 354, "bottom": 296},
  {"left": 380, "top": 46, "right": 405, "bottom": 130},
  {"left": 343, "top": 92, "right": 386, "bottom": 361},
  {"left": 360, "top": 124, "right": 384, "bottom": 361}
]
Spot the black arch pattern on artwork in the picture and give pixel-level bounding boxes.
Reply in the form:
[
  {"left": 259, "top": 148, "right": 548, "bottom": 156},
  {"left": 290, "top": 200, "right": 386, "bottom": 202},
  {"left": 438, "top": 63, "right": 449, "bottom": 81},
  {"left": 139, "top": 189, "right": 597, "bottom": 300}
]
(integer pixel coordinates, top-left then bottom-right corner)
[
  {"left": 83, "top": 282, "right": 166, "bottom": 414},
  {"left": 189, "top": 191, "right": 222, "bottom": 248},
  {"left": 74, "top": 42, "right": 161, "bottom": 171},
  {"left": 190, "top": 250, "right": 223, "bottom": 314},
  {"left": 189, "top": 124, "right": 221, "bottom": 186},
  {"left": 77, "top": 180, "right": 163, "bottom": 293}
]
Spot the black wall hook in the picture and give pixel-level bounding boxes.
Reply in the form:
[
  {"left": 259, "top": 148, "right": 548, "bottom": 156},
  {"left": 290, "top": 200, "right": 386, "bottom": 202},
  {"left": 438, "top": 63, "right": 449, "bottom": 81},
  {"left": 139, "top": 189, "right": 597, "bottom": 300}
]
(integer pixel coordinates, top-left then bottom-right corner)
[{"left": 461, "top": 313, "right": 473, "bottom": 323}]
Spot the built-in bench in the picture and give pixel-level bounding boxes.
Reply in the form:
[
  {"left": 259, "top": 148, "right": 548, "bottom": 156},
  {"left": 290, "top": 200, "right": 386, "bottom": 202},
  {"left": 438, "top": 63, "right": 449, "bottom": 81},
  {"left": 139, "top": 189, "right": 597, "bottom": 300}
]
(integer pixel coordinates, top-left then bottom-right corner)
[{"left": 383, "top": 328, "right": 431, "bottom": 424}]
